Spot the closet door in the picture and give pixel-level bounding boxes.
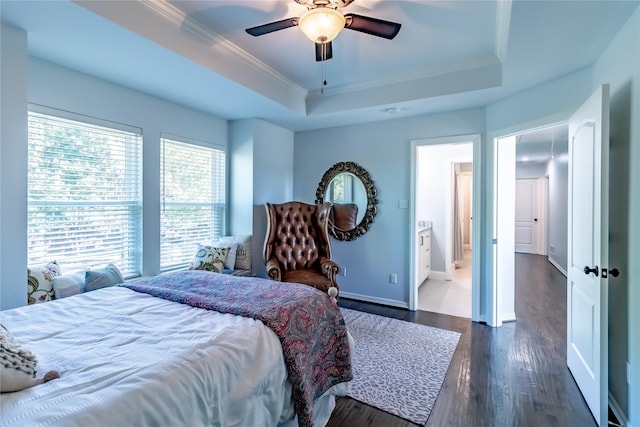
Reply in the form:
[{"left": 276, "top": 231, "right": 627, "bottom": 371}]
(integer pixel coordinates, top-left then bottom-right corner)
[{"left": 514, "top": 178, "right": 538, "bottom": 254}]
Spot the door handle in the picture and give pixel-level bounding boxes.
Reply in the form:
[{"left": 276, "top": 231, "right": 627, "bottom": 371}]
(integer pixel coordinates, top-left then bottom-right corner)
[
  {"left": 534, "top": 218, "right": 538, "bottom": 222},
  {"left": 584, "top": 265, "right": 599, "bottom": 276},
  {"left": 602, "top": 268, "right": 620, "bottom": 278}
]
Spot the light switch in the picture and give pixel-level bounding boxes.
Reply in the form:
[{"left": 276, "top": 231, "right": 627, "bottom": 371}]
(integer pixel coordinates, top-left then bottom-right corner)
[{"left": 398, "top": 199, "right": 409, "bottom": 209}]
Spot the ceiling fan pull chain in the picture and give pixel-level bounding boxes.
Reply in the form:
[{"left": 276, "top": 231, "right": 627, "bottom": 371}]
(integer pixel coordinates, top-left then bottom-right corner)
[{"left": 321, "top": 44, "right": 328, "bottom": 94}]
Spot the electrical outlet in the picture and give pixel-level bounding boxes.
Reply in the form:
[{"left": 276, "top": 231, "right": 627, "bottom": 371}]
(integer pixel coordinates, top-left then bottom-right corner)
[
  {"left": 389, "top": 273, "right": 398, "bottom": 284},
  {"left": 549, "top": 244, "right": 556, "bottom": 254},
  {"left": 627, "top": 362, "right": 631, "bottom": 385}
]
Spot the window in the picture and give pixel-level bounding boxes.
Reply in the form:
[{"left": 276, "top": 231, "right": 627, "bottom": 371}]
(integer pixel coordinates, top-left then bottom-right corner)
[
  {"left": 27, "top": 108, "right": 142, "bottom": 277},
  {"left": 328, "top": 173, "right": 354, "bottom": 202},
  {"left": 160, "top": 137, "right": 226, "bottom": 271}
]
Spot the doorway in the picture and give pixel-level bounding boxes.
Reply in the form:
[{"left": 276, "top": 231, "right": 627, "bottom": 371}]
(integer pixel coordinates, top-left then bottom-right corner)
[
  {"left": 493, "top": 123, "right": 569, "bottom": 323},
  {"left": 410, "top": 134, "right": 481, "bottom": 320}
]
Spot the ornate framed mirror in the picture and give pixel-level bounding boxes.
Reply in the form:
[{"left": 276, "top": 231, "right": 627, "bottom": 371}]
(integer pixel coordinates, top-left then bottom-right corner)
[{"left": 315, "top": 161, "right": 378, "bottom": 241}]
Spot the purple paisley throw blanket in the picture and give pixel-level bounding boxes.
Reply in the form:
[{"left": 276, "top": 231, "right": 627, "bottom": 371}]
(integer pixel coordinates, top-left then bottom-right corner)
[{"left": 123, "top": 270, "right": 352, "bottom": 427}]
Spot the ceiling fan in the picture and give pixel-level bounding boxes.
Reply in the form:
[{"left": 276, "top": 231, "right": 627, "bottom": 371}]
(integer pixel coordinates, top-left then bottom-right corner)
[{"left": 245, "top": 0, "right": 402, "bottom": 62}]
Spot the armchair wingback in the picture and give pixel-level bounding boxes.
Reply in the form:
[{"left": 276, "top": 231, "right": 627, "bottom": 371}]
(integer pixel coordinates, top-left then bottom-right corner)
[{"left": 263, "top": 201, "right": 339, "bottom": 295}]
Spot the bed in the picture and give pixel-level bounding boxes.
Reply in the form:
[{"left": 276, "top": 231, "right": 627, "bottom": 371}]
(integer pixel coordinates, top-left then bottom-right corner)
[{"left": 0, "top": 271, "right": 353, "bottom": 427}]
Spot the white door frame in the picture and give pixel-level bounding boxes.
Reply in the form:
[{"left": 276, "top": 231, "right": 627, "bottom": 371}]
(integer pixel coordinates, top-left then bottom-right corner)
[
  {"left": 494, "top": 135, "right": 517, "bottom": 324},
  {"left": 409, "top": 134, "right": 481, "bottom": 322}
]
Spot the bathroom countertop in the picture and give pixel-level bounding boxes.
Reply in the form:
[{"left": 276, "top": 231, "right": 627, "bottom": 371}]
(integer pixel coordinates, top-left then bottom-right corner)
[{"left": 417, "top": 221, "right": 432, "bottom": 232}]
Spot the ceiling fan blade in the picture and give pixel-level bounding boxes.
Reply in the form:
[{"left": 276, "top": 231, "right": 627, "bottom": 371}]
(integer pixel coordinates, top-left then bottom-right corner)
[
  {"left": 245, "top": 18, "right": 298, "bottom": 37},
  {"left": 344, "top": 13, "right": 401, "bottom": 40},
  {"left": 315, "top": 42, "right": 333, "bottom": 62}
]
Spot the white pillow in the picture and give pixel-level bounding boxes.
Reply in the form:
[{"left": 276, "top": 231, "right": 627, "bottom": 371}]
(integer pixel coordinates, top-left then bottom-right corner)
[
  {"left": 52, "top": 271, "right": 86, "bottom": 299},
  {"left": 216, "top": 235, "right": 252, "bottom": 271},
  {"left": 212, "top": 241, "right": 239, "bottom": 270},
  {"left": 0, "top": 324, "right": 59, "bottom": 393}
]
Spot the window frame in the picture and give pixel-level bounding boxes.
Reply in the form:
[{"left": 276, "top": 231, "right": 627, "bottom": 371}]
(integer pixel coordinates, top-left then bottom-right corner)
[
  {"left": 159, "top": 134, "right": 226, "bottom": 272},
  {"left": 27, "top": 104, "right": 143, "bottom": 278}
]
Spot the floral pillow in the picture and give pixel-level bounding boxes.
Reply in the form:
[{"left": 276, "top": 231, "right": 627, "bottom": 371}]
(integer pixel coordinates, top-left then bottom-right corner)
[
  {"left": 188, "top": 244, "right": 229, "bottom": 273},
  {"left": 0, "top": 324, "right": 59, "bottom": 393},
  {"left": 27, "top": 261, "right": 61, "bottom": 305}
]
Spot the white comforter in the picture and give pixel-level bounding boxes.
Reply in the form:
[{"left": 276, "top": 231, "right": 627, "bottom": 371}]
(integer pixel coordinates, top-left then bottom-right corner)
[{"left": 0, "top": 287, "right": 347, "bottom": 427}]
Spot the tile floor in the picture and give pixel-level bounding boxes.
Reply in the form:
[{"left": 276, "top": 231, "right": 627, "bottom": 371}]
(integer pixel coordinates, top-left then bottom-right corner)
[{"left": 417, "top": 249, "right": 472, "bottom": 318}]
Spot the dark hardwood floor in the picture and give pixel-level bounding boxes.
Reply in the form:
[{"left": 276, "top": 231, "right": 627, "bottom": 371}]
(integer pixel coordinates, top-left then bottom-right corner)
[{"left": 327, "top": 253, "right": 597, "bottom": 427}]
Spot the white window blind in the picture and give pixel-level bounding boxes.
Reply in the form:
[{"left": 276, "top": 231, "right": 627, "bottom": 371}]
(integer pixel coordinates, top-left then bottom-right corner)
[
  {"left": 160, "top": 137, "right": 226, "bottom": 271},
  {"left": 328, "top": 173, "right": 353, "bottom": 202},
  {"left": 27, "top": 109, "right": 142, "bottom": 277}
]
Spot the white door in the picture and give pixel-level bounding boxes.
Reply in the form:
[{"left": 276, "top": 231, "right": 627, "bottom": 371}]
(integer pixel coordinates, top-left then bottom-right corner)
[
  {"left": 514, "top": 178, "right": 538, "bottom": 253},
  {"left": 460, "top": 172, "right": 473, "bottom": 250},
  {"left": 567, "top": 84, "right": 609, "bottom": 426}
]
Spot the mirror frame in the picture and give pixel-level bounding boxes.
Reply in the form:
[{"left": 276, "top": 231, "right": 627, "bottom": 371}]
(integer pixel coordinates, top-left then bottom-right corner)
[{"left": 315, "top": 161, "right": 378, "bottom": 241}]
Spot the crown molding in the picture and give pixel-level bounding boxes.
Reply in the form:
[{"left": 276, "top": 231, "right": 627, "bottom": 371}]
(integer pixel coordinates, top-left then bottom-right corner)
[
  {"left": 306, "top": 56, "right": 502, "bottom": 115},
  {"left": 140, "top": 0, "right": 308, "bottom": 99},
  {"left": 495, "top": 0, "right": 512, "bottom": 61},
  {"left": 308, "top": 55, "right": 502, "bottom": 99}
]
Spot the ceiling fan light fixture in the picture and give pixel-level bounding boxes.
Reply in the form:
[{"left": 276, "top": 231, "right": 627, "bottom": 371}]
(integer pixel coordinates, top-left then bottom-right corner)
[{"left": 298, "top": 8, "right": 345, "bottom": 43}]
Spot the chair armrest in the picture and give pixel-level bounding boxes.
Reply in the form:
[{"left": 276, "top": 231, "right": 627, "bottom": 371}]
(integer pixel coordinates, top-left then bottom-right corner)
[
  {"left": 319, "top": 257, "right": 339, "bottom": 282},
  {"left": 265, "top": 258, "right": 282, "bottom": 282}
]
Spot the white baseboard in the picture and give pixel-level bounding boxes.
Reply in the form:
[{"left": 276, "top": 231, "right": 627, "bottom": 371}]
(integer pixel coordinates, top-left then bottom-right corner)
[
  {"left": 339, "top": 291, "right": 409, "bottom": 309},
  {"left": 609, "top": 392, "right": 628, "bottom": 426},
  {"left": 429, "top": 270, "right": 446, "bottom": 281},
  {"left": 547, "top": 257, "right": 567, "bottom": 277},
  {"left": 502, "top": 312, "right": 517, "bottom": 322}
]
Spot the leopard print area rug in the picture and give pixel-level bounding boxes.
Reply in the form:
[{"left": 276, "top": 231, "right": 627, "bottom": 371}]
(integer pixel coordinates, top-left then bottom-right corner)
[{"left": 341, "top": 308, "right": 461, "bottom": 425}]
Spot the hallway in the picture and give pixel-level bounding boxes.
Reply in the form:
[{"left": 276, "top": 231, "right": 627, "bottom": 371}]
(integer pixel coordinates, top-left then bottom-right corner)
[{"left": 331, "top": 253, "right": 597, "bottom": 426}]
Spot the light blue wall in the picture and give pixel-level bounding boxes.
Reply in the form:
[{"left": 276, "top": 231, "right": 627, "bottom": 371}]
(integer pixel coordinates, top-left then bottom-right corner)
[
  {"left": 0, "top": 25, "right": 28, "bottom": 310},
  {"left": 229, "top": 118, "right": 294, "bottom": 277},
  {"left": 546, "top": 155, "right": 569, "bottom": 272},
  {"left": 591, "top": 6, "right": 640, "bottom": 423},
  {"left": 486, "top": 68, "right": 593, "bottom": 132},
  {"left": 515, "top": 161, "right": 548, "bottom": 178},
  {"left": 0, "top": 33, "right": 228, "bottom": 309},
  {"left": 293, "top": 109, "right": 486, "bottom": 308},
  {"left": 229, "top": 119, "right": 255, "bottom": 237},
  {"left": 251, "top": 119, "right": 294, "bottom": 277}
]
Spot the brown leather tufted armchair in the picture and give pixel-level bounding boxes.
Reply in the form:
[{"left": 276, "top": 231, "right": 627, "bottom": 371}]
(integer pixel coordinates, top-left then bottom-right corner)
[{"left": 263, "top": 201, "right": 340, "bottom": 295}]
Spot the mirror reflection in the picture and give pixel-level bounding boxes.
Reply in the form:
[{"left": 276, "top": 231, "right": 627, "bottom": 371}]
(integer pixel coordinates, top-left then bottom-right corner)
[
  {"left": 325, "top": 173, "right": 366, "bottom": 229},
  {"left": 315, "top": 161, "right": 378, "bottom": 241}
]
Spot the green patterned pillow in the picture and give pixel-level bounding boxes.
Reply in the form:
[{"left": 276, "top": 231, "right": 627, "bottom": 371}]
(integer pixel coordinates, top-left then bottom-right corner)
[
  {"left": 188, "top": 244, "right": 229, "bottom": 273},
  {"left": 27, "top": 261, "right": 61, "bottom": 304}
]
